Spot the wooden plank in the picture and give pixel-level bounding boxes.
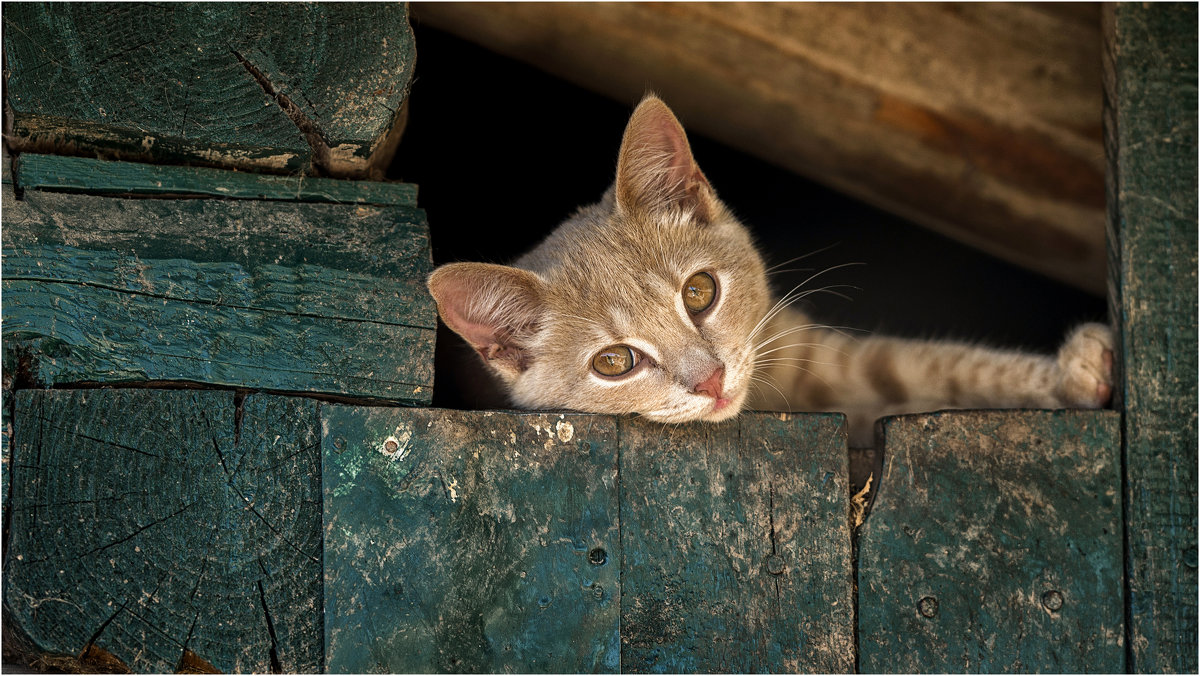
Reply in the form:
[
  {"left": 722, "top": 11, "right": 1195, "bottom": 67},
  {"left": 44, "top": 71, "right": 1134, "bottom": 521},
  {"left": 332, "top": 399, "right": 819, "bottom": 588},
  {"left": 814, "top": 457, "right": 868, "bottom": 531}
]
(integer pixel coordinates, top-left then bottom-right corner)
[
  {"left": 858, "top": 410, "right": 1124, "bottom": 673},
  {"left": 4, "top": 390, "right": 323, "bottom": 673},
  {"left": 322, "top": 408, "right": 620, "bottom": 673},
  {"left": 14, "top": 153, "right": 418, "bottom": 206},
  {"left": 3, "top": 3, "right": 414, "bottom": 178},
  {"left": 2, "top": 185, "right": 435, "bottom": 402},
  {"left": 1103, "top": 4, "right": 1199, "bottom": 672},
  {"left": 618, "top": 413, "right": 854, "bottom": 673},
  {"left": 415, "top": 2, "right": 1106, "bottom": 294}
]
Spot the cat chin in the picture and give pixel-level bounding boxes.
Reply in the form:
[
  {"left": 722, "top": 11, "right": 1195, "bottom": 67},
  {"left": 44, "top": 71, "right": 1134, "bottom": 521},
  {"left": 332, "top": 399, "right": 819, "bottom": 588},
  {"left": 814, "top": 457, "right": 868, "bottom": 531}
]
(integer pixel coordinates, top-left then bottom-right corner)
[{"left": 640, "top": 390, "right": 748, "bottom": 424}]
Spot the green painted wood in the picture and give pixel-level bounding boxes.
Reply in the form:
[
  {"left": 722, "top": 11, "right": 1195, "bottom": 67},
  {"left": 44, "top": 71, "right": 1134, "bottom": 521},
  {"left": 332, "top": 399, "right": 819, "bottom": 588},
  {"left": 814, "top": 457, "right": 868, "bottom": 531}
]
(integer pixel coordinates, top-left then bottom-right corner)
[
  {"left": 14, "top": 153, "right": 418, "bottom": 206},
  {"left": 3, "top": 3, "right": 414, "bottom": 176},
  {"left": 858, "top": 410, "right": 1124, "bottom": 673},
  {"left": 322, "top": 408, "right": 620, "bottom": 673},
  {"left": 2, "top": 185, "right": 435, "bottom": 402},
  {"left": 1103, "top": 4, "right": 1199, "bottom": 672},
  {"left": 618, "top": 413, "right": 854, "bottom": 673},
  {"left": 4, "top": 390, "right": 323, "bottom": 672}
]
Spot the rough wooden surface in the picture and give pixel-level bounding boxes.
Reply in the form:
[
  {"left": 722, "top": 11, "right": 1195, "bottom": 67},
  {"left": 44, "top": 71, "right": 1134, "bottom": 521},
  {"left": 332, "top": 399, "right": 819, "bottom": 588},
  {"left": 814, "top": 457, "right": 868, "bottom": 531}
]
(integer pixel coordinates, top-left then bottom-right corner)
[
  {"left": 1103, "top": 4, "right": 1199, "bottom": 672},
  {"left": 4, "top": 390, "right": 323, "bottom": 673},
  {"left": 619, "top": 414, "right": 853, "bottom": 674},
  {"left": 14, "top": 153, "right": 418, "bottom": 206},
  {"left": 3, "top": 3, "right": 415, "bottom": 178},
  {"left": 414, "top": 1, "right": 1106, "bottom": 294},
  {"left": 2, "top": 184, "right": 435, "bottom": 402},
  {"left": 322, "top": 408, "right": 621, "bottom": 673},
  {"left": 859, "top": 410, "right": 1124, "bottom": 673}
]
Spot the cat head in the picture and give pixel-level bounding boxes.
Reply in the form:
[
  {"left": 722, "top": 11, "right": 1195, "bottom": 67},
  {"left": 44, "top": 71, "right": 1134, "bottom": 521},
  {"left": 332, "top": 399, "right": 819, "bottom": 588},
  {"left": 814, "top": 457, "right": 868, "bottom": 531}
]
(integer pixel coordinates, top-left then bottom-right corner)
[{"left": 428, "top": 95, "right": 770, "bottom": 422}]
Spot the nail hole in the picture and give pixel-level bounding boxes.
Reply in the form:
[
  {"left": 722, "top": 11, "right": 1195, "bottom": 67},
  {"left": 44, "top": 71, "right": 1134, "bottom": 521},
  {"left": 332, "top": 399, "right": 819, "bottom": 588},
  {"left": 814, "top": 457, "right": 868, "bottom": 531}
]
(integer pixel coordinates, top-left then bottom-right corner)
[
  {"left": 918, "top": 596, "right": 938, "bottom": 618},
  {"left": 588, "top": 547, "right": 607, "bottom": 566}
]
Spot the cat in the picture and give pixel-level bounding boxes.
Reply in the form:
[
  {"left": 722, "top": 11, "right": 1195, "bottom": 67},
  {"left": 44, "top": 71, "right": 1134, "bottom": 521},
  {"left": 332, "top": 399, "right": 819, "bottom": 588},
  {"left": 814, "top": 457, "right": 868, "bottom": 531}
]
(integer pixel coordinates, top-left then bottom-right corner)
[{"left": 427, "top": 95, "right": 1114, "bottom": 446}]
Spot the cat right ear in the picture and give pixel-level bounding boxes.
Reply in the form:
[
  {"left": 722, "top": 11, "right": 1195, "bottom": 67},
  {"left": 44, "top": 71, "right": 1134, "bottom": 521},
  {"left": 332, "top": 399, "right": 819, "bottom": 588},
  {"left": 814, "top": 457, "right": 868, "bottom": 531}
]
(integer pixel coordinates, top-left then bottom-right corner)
[
  {"left": 615, "top": 94, "right": 715, "bottom": 223},
  {"left": 427, "top": 263, "right": 545, "bottom": 380}
]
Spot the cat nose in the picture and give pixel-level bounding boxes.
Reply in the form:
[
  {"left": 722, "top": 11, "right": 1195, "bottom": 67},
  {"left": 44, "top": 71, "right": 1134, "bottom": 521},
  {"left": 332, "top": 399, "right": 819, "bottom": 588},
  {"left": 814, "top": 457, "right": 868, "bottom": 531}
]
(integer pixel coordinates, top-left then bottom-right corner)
[{"left": 692, "top": 366, "right": 725, "bottom": 399}]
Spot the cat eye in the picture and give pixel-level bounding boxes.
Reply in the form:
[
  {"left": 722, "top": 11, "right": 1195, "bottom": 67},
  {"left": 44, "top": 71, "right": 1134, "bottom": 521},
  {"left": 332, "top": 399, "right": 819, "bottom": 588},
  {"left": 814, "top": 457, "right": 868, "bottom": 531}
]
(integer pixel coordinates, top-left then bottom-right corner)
[
  {"left": 682, "top": 271, "right": 717, "bottom": 314},
  {"left": 592, "top": 345, "right": 639, "bottom": 377}
]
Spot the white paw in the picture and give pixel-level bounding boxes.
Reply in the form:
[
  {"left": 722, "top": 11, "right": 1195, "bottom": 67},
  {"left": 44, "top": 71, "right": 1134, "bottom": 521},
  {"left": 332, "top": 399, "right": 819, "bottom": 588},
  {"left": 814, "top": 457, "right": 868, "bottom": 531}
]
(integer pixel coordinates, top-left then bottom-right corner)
[{"left": 1055, "top": 323, "right": 1115, "bottom": 408}]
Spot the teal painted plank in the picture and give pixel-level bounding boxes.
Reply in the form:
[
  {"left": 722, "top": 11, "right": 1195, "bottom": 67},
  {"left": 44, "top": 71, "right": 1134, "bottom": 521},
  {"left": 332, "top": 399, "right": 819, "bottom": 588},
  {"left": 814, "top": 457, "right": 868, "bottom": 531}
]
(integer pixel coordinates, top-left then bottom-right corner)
[
  {"left": 15, "top": 154, "right": 418, "bottom": 206},
  {"left": 322, "top": 408, "right": 620, "bottom": 673},
  {"left": 3, "top": 3, "right": 415, "bottom": 176},
  {"left": 859, "top": 410, "right": 1124, "bottom": 673},
  {"left": 2, "top": 185, "right": 435, "bottom": 402},
  {"left": 4, "top": 390, "right": 323, "bottom": 673},
  {"left": 1103, "top": 4, "right": 1199, "bottom": 672},
  {"left": 618, "top": 413, "right": 854, "bottom": 673}
]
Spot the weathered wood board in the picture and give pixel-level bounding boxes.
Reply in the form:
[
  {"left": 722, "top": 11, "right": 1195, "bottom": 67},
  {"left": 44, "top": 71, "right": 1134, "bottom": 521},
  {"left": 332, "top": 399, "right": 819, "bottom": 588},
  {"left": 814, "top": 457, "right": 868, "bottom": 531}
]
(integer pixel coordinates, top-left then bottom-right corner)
[
  {"left": 619, "top": 414, "right": 854, "bottom": 674},
  {"left": 322, "top": 408, "right": 621, "bottom": 673},
  {"left": 858, "top": 410, "right": 1124, "bottom": 673},
  {"left": 415, "top": 2, "right": 1106, "bottom": 294},
  {"left": 4, "top": 390, "right": 324, "bottom": 672},
  {"left": 1103, "top": 4, "right": 1199, "bottom": 672},
  {"left": 1, "top": 180, "right": 435, "bottom": 402},
  {"left": 14, "top": 153, "right": 418, "bottom": 206},
  {"left": 3, "top": 3, "right": 415, "bottom": 178}
]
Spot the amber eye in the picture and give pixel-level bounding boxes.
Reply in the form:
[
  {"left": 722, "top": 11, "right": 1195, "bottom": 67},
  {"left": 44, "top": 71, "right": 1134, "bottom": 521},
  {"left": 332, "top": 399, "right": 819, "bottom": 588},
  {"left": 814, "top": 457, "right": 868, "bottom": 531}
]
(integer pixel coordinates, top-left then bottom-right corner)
[
  {"left": 592, "top": 345, "right": 638, "bottom": 377},
  {"left": 683, "top": 272, "right": 717, "bottom": 314}
]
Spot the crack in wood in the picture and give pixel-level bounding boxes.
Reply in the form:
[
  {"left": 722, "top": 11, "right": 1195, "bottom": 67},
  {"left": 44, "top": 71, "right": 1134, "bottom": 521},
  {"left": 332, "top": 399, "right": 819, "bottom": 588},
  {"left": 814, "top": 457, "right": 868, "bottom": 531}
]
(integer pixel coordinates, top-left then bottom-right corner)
[
  {"left": 6, "top": 275, "right": 435, "bottom": 331},
  {"left": 231, "top": 49, "right": 331, "bottom": 176},
  {"left": 29, "top": 414, "right": 164, "bottom": 459},
  {"left": 233, "top": 392, "right": 246, "bottom": 447},
  {"left": 256, "top": 575, "right": 283, "bottom": 674},
  {"left": 196, "top": 406, "right": 232, "bottom": 480},
  {"left": 231, "top": 481, "right": 320, "bottom": 565},
  {"left": 74, "top": 501, "right": 199, "bottom": 561},
  {"left": 82, "top": 597, "right": 131, "bottom": 654}
]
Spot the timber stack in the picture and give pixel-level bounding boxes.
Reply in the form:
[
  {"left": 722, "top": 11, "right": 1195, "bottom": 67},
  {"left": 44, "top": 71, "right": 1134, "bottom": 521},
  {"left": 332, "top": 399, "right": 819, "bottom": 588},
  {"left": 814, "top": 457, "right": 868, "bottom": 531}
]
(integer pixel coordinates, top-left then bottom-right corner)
[{"left": 3, "top": 2, "right": 1194, "bottom": 674}]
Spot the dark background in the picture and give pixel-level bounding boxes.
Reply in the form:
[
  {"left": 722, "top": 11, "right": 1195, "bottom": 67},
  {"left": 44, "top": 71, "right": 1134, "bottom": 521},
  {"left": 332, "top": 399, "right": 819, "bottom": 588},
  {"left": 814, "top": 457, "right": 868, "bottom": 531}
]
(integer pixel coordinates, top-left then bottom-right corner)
[{"left": 389, "top": 24, "right": 1107, "bottom": 409}]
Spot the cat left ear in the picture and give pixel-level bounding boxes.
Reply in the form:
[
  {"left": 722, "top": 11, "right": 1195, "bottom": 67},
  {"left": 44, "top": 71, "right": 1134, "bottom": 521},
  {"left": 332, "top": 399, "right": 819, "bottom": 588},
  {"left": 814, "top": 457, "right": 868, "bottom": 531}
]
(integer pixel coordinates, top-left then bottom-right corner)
[
  {"left": 427, "top": 262, "right": 545, "bottom": 382},
  {"left": 615, "top": 95, "right": 715, "bottom": 223}
]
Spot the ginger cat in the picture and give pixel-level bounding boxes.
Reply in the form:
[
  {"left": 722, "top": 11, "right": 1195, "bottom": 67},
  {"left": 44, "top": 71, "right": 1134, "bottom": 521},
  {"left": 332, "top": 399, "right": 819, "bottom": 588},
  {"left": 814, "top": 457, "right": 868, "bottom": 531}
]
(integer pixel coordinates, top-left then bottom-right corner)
[{"left": 428, "top": 96, "right": 1114, "bottom": 446}]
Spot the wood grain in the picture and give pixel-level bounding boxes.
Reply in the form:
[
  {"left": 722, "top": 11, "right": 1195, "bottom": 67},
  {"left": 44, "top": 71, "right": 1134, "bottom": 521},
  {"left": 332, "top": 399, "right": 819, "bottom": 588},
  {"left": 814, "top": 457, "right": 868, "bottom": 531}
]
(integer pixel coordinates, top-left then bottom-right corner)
[
  {"left": 619, "top": 413, "right": 854, "bottom": 673},
  {"left": 2, "top": 184, "right": 436, "bottom": 402},
  {"left": 3, "top": 3, "right": 414, "bottom": 178},
  {"left": 414, "top": 2, "right": 1107, "bottom": 293},
  {"left": 1103, "top": 4, "right": 1199, "bottom": 672},
  {"left": 859, "top": 410, "right": 1124, "bottom": 673},
  {"left": 14, "top": 153, "right": 418, "bottom": 206},
  {"left": 322, "top": 408, "right": 621, "bottom": 673},
  {"left": 4, "top": 390, "right": 323, "bottom": 673}
]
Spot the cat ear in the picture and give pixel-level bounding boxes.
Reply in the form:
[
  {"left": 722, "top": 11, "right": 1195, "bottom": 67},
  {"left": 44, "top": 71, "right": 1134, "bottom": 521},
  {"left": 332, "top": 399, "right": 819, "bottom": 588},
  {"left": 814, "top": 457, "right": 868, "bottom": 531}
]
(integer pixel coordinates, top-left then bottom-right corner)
[
  {"left": 427, "top": 262, "right": 545, "bottom": 380},
  {"left": 615, "top": 95, "right": 715, "bottom": 223}
]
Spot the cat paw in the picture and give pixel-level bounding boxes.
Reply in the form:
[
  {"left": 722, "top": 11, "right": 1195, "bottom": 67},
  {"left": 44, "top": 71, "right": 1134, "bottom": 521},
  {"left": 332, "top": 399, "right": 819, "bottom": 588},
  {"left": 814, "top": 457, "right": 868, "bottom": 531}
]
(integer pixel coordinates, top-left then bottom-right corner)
[{"left": 1054, "top": 323, "right": 1115, "bottom": 408}]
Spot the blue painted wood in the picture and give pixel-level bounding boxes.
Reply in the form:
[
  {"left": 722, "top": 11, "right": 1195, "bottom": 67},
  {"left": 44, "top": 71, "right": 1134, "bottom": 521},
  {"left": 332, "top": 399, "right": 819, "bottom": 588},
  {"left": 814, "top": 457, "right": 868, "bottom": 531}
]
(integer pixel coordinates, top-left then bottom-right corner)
[
  {"left": 618, "top": 413, "right": 854, "bottom": 673},
  {"left": 322, "top": 408, "right": 621, "bottom": 673},
  {"left": 14, "top": 153, "right": 419, "bottom": 206},
  {"left": 3, "top": 3, "right": 415, "bottom": 177},
  {"left": 4, "top": 390, "right": 323, "bottom": 673},
  {"left": 2, "top": 184, "right": 435, "bottom": 402},
  {"left": 1103, "top": 4, "right": 1199, "bottom": 671},
  {"left": 859, "top": 410, "right": 1124, "bottom": 673}
]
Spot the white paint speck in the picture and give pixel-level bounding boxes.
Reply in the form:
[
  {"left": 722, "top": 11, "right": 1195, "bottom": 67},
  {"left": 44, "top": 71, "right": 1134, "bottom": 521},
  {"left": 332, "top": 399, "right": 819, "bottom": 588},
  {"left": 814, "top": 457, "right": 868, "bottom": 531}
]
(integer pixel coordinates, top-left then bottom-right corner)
[{"left": 555, "top": 420, "right": 574, "bottom": 443}]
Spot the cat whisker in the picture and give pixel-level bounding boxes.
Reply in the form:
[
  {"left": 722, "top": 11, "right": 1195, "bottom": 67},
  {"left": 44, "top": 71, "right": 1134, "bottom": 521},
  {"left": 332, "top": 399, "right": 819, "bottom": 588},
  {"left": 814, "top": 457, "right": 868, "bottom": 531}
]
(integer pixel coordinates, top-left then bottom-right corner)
[
  {"left": 753, "top": 340, "right": 850, "bottom": 361},
  {"left": 754, "top": 361, "right": 837, "bottom": 393},
  {"left": 762, "top": 243, "right": 845, "bottom": 273},
  {"left": 747, "top": 269, "right": 863, "bottom": 342},
  {"left": 749, "top": 374, "right": 792, "bottom": 410},
  {"left": 752, "top": 324, "right": 854, "bottom": 353}
]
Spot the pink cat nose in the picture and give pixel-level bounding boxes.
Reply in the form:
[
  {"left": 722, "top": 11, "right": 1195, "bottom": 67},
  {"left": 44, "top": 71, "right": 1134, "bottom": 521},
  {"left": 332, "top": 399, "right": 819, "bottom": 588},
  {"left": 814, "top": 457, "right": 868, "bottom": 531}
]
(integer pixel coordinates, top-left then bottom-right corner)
[{"left": 693, "top": 366, "right": 725, "bottom": 399}]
